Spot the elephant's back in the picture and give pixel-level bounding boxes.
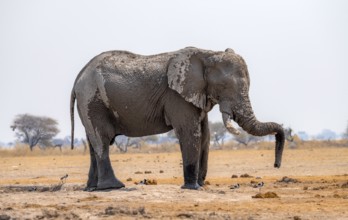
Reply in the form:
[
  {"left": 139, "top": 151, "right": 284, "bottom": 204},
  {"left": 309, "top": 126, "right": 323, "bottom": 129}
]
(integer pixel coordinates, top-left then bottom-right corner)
[{"left": 94, "top": 50, "right": 173, "bottom": 78}]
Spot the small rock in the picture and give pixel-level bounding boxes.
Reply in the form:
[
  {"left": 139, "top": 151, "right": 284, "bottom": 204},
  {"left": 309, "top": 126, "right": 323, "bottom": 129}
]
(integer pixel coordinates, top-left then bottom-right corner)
[
  {"left": 0, "top": 214, "right": 11, "bottom": 220},
  {"left": 138, "top": 206, "right": 146, "bottom": 215},
  {"left": 105, "top": 207, "right": 116, "bottom": 215},
  {"left": 126, "top": 178, "right": 132, "bottom": 181},
  {"left": 333, "top": 194, "right": 341, "bottom": 198},
  {"left": 240, "top": 173, "right": 253, "bottom": 178},
  {"left": 278, "top": 176, "right": 298, "bottom": 183},
  {"left": 293, "top": 216, "right": 302, "bottom": 220},
  {"left": 230, "top": 183, "right": 240, "bottom": 189},
  {"left": 231, "top": 174, "right": 238, "bottom": 178},
  {"left": 159, "top": 170, "right": 164, "bottom": 173},
  {"left": 138, "top": 179, "right": 157, "bottom": 185},
  {"left": 147, "top": 179, "right": 157, "bottom": 185},
  {"left": 134, "top": 171, "right": 143, "bottom": 174},
  {"left": 177, "top": 213, "right": 193, "bottom": 218},
  {"left": 144, "top": 171, "right": 152, "bottom": 174},
  {"left": 42, "top": 209, "right": 59, "bottom": 218},
  {"left": 341, "top": 181, "right": 348, "bottom": 188}
]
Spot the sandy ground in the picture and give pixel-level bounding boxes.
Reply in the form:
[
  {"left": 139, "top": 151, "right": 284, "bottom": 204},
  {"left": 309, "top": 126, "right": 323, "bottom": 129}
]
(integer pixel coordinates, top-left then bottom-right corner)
[{"left": 0, "top": 147, "right": 348, "bottom": 219}]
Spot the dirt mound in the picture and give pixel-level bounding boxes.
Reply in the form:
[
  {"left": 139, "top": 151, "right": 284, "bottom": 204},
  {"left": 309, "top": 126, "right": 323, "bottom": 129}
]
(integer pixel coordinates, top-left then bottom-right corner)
[
  {"left": 103, "top": 206, "right": 146, "bottom": 217},
  {"left": 278, "top": 176, "right": 299, "bottom": 183},
  {"left": 35, "top": 209, "right": 81, "bottom": 220},
  {"left": 240, "top": 173, "right": 253, "bottom": 178},
  {"left": 252, "top": 192, "right": 280, "bottom": 199},
  {"left": 341, "top": 181, "right": 348, "bottom": 188}
]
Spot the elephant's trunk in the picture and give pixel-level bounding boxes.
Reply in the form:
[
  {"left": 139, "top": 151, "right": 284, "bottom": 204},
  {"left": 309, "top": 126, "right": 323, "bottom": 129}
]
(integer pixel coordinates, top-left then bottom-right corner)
[{"left": 221, "top": 98, "right": 285, "bottom": 168}]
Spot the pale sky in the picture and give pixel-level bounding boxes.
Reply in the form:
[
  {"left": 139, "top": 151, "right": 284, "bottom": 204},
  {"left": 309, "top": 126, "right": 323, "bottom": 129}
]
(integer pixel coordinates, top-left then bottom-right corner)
[{"left": 1, "top": 0, "right": 348, "bottom": 143}]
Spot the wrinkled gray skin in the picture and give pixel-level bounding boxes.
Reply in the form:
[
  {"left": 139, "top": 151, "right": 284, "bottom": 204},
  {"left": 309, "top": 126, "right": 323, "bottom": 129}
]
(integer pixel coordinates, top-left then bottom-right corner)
[{"left": 70, "top": 47, "right": 285, "bottom": 191}]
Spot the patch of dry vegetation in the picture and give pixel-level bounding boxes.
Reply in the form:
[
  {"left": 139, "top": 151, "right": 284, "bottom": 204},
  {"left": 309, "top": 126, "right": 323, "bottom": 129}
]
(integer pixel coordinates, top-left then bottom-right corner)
[
  {"left": 222, "top": 139, "right": 348, "bottom": 151},
  {"left": 0, "top": 144, "right": 87, "bottom": 157},
  {"left": 1, "top": 140, "right": 347, "bottom": 157}
]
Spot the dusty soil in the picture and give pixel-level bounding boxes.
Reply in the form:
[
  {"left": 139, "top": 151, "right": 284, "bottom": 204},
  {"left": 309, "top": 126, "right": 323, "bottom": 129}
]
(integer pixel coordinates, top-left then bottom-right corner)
[{"left": 0, "top": 148, "right": 347, "bottom": 219}]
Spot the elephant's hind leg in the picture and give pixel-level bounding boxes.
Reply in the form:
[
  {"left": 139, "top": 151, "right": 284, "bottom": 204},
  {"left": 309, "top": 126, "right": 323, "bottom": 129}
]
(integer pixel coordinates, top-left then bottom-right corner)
[
  {"left": 94, "top": 143, "right": 125, "bottom": 190},
  {"left": 84, "top": 98, "right": 124, "bottom": 190},
  {"left": 84, "top": 137, "right": 98, "bottom": 192},
  {"left": 86, "top": 130, "right": 125, "bottom": 190}
]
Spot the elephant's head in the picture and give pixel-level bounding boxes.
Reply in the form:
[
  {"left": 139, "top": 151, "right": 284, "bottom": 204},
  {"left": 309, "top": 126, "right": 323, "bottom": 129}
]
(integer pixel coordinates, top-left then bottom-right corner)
[{"left": 167, "top": 47, "right": 285, "bottom": 168}]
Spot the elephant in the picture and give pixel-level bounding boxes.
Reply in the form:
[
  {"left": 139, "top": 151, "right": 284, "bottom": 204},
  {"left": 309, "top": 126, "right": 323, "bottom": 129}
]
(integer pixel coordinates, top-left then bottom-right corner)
[{"left": 70, "top": 47, "right": 285, "bottom": 191}]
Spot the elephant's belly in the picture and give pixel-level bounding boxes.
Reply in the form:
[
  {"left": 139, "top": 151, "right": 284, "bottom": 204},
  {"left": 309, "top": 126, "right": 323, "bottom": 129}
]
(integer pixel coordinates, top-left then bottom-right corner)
[
  {"left": 104, "top": 79, "right": 172, "bottom": 137},
  {"left": 114, "top": 113, "right": 172, "bottom": 137}
]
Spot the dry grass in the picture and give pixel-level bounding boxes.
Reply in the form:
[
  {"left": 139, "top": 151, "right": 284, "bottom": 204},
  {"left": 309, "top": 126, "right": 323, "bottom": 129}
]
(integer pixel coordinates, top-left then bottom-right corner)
[
  {"left": 222, "top": 139, "right": 348, "bottom": 150},
  {"left": 0, "top": 144, "right": 88, "bottom": 157},
  {"left": 1, "top": 140, "right": 347, "bottom": 157}
]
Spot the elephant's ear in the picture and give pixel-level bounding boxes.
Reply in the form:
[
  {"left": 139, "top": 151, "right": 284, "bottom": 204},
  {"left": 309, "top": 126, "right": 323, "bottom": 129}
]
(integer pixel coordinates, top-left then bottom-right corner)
[{"left": 167, "top": 50, "right": 206, "bottom": 109}]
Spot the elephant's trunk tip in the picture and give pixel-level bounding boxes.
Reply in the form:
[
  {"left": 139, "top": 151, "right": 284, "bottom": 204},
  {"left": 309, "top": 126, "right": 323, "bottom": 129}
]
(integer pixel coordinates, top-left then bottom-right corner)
[
  {"left": 274, "top": 126, "right": 285, "bottom": 169},
  {"left": 274, "top": 163, "right": 281, "bottom": 168}
]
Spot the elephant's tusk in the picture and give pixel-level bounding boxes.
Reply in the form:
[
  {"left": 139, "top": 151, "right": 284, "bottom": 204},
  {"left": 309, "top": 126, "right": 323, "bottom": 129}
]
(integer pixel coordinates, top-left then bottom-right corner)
[
  {"left": 226, "top": 118, "right": 241, "bottom": 135},
  {"left": 222, "top": 113, "right": 240, "bottom": 135}
]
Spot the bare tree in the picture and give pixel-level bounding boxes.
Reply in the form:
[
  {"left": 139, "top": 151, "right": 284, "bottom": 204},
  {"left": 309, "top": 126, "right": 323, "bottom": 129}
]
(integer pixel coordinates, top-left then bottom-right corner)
[
  {"left": 113, "top": 135, "right": 160, "bottom": 152},
  {"left": 82, "top": 138, "right": 88, "bottom": 154},
  {"left": 233, "top": 128, "right": 262, "bottom": 147},
  {"left": 209, "top": 121, "right": 227, "bottom": 148},
  {"left": 114, "top": 136, "right": 142, "bottom": 152},
  {"left": 284, "top": 127, "right": 294, "bottom": 142},
  {"left": 167, "top": 130, "right": 176, "bottom": 139},
  {"left": 284, "top": 127, "right": 298, "bottom": 149},
  {"left": 11, "top": 114, "right": 59, "bottom": 151},
  {"left": 344, "top": 121, "right": 348, "bottom": 139}
]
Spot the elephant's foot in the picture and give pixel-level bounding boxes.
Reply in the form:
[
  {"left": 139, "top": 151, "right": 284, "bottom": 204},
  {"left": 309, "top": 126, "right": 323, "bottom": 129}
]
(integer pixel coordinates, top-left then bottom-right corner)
[
  {"left": 198, "top": 179, "right": 206, "bottom": 187},
  {"left": 83, "top": 186, "right": 97, "bottom": 192},
  {"left": 181, "top": 183, "right": 202, "bottom": 190},
  {"left": 97, "top": 178, "right": 125, "bottom": 190}
]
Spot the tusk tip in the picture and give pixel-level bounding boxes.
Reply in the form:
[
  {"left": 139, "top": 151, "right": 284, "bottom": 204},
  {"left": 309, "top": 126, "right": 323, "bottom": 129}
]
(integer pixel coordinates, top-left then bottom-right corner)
[{"left": 234, "top": 130, "right": 241, "bottom": 135}]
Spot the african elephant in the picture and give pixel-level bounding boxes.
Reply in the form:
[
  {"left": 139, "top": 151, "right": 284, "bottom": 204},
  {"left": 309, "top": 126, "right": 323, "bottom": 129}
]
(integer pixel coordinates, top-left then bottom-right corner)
[{"left": 70, "top": 47, "right": 285, "bottom": 191}]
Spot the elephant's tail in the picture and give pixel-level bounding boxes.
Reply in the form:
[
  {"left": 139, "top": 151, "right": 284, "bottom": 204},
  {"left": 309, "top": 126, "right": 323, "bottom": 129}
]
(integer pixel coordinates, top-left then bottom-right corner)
[{"left": 70, "top": 89, "right": 76, "bottom": 150}]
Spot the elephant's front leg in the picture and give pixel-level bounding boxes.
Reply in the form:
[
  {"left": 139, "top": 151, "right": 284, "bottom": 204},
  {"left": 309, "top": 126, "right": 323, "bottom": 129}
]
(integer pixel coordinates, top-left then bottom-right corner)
[
  {"left": 198, "top": 115, "right": 210, "bottom": 186},
  {"left": 176, "top": 125, "right": 202, "bottom": 190}
]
